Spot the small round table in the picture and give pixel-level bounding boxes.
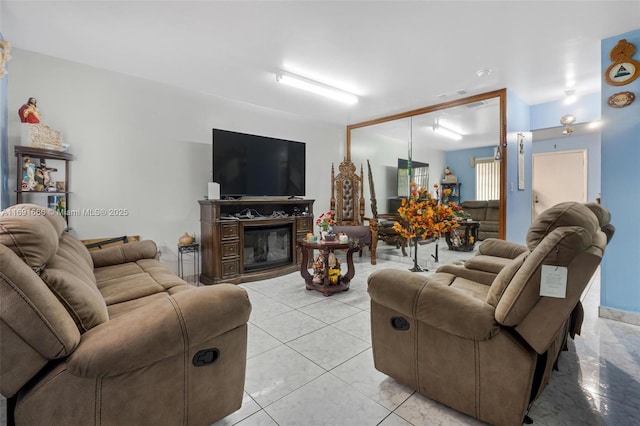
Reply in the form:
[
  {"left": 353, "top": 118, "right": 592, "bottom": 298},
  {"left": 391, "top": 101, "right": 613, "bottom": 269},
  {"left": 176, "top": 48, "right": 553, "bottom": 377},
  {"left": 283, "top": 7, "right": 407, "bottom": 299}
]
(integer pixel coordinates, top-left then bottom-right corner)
[
  {"left": 445, "top": 220, "right": 480, "bottom": 252},
  {"left": 297, "top": 239, "right": 359, "bottom": 296}
]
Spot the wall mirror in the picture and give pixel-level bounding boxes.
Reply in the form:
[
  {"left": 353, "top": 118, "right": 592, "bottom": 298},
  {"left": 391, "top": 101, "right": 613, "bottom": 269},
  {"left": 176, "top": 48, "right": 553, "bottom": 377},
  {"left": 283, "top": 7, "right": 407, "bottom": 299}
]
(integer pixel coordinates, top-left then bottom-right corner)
[{"left": 347, "top": 89, "right": 506, "bottom": 239}]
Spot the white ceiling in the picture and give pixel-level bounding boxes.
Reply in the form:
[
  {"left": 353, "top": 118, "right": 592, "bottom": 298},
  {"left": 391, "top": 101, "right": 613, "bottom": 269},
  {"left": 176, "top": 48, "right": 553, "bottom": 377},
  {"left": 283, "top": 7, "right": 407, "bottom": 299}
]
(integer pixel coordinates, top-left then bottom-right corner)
[{"left": 2, "top": 1, "right": 639, "bottom": 127}]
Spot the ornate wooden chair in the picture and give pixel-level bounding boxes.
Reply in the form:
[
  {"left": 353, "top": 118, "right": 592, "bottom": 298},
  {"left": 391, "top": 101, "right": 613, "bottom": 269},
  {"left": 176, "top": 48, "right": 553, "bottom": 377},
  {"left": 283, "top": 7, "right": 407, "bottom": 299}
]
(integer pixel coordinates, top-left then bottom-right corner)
[{"left": 330, "top": 159, "right": 378, "bottom": 265}]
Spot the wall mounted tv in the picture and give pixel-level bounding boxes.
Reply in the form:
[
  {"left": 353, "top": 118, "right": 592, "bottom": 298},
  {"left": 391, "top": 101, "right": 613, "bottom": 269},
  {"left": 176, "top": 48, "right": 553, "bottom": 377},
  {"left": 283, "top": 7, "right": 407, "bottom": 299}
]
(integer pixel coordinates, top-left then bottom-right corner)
[{"left": 213, "top": 129, "right": 306, "bottom": 198}]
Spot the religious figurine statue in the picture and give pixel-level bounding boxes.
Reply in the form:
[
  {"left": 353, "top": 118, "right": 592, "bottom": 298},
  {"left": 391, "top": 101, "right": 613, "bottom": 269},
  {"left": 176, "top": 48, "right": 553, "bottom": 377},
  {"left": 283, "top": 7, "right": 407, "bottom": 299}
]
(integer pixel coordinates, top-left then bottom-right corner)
[
  {"left": 18, "top": 97, "right": 41, "bottom": 124},
  {"left": 22, "top": 157, "right": 37, "bottom": 191},
  {"left": 37, "top": 160, "right": 58, "bottom": 190}
]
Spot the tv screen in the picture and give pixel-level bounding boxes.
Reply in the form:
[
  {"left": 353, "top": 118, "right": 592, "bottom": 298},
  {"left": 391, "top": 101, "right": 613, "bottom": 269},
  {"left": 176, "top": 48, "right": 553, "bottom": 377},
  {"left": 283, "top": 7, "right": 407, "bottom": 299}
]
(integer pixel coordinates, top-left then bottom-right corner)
[{"left": 213, "top": 129, "right": 306, "bottom": 197}]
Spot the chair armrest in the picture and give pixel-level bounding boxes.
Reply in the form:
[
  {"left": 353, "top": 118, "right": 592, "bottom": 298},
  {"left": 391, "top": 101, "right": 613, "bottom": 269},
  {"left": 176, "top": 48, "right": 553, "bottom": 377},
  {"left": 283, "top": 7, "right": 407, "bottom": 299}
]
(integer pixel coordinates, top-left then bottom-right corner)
[
  {"left": 458, "top": 239, "right": 529, "bottom": 275},
  {"left": 478, "top": 238, "right": 529, "bottom": 259},
  {"left": 435, "top": 263, "right": 496, "bottom": 286},
  {"left": 368, "top": 270, "right": 500, "bottom": 340},
  {"left": 66, "top": 284, "right": 251, "bottom": 377},
  {"left": 90, "top": 240, "right": 158, "bottom": 268}
]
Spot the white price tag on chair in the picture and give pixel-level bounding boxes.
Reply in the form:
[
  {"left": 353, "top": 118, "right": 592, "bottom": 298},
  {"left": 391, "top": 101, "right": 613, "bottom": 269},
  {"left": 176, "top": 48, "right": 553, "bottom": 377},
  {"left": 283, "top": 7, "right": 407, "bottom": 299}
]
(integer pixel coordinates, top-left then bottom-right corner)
[{"left": 540, "top": 265, "right": 568, "bottom": 298}]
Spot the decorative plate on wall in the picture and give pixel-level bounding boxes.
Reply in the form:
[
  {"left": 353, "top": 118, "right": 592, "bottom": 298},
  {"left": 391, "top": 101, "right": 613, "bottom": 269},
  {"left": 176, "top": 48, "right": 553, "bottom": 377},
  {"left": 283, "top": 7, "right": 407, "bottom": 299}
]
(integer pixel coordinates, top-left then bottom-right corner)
[
  {"left": 605, "top": 39, "right": 640, "bottom": 86},
  {"left": 607, "top": 91, "right": 636, "bottom": 108}
]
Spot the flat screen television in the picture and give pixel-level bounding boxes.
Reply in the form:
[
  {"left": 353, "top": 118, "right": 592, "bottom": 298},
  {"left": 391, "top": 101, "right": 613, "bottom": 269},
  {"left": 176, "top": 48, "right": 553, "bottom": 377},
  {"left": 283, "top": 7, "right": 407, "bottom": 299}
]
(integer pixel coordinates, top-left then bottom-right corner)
[{"left": 213, "top": 129, "right": 306, "bottom": 197}]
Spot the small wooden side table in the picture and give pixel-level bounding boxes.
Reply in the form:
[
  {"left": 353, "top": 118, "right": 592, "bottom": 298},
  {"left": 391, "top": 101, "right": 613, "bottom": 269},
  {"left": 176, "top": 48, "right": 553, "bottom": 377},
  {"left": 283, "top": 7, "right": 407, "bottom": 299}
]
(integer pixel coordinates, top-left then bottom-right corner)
[{"left": 297, "top": 239, "right": 359, "bottom": 296}]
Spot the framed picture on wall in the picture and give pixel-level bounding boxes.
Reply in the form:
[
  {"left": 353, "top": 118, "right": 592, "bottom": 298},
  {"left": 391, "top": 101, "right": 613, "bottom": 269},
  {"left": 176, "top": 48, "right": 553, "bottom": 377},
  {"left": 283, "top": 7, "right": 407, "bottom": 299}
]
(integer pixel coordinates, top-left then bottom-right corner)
[{"left": 517, "top": 133, "right": 525, "bottom": 190}]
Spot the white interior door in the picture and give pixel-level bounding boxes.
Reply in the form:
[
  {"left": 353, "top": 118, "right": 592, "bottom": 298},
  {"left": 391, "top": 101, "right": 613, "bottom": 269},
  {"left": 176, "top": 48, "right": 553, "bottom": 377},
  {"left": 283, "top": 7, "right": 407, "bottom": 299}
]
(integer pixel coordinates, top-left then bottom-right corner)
[{"left": 532, "top": 150, "right": 587, "bottom": 218}]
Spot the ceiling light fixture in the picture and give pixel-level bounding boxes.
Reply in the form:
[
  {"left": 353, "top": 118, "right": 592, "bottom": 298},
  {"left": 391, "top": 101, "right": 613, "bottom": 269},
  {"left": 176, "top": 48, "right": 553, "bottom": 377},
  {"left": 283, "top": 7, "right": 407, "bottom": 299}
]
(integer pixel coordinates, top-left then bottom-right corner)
[
  {"left": 564, "top": 89, "right": 577, "bottom": 105},
  {"left": 494, "top": 146, "right": 502, "bottom": 161},
  {"left": 433, "top": 120, "right": 463, "bottom": 141},
  {"left": 560, "top": 114, "right": 576, "bottom": 135},
  {"left": 476, "top": 68, "right": 492, "bottom": 77},
  {"left": 275, "top": 71, "right": 358, "bottom": 105}
]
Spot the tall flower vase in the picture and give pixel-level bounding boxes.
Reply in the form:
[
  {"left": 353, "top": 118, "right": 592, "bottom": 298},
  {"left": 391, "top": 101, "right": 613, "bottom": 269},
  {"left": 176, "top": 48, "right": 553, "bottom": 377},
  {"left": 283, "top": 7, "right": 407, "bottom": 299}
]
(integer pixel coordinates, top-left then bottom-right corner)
[{"left": 409, "top": 237, "right": 427, "bottom": 272}]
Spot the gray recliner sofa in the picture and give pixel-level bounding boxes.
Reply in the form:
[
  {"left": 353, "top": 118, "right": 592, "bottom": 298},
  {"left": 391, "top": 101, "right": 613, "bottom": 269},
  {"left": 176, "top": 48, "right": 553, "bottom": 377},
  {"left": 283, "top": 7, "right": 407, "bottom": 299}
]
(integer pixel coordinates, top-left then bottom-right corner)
[
  {"left": 1, "top": 204, "right": 251, "bottom": 426},
  {"left": 460, "top": 199, "right": 500, "bottom": 240}
]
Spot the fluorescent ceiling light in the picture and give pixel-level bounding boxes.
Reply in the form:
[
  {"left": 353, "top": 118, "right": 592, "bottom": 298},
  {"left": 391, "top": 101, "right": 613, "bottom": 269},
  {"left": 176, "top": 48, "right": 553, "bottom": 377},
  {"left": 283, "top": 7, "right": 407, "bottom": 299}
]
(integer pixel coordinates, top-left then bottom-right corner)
[
  {"left": 433, "top": 122, "right": 462, "bottom": 141},
  {"left": 276, "top": 71, "right": 358, "bottom": 105}
]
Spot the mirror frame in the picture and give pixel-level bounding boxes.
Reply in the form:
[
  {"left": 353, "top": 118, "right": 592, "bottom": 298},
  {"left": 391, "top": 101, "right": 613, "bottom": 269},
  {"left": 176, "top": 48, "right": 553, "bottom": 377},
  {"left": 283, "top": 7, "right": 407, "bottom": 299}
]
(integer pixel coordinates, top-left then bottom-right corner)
[{"left": 346, "top": 88, "right": 507, "bottom": 239}]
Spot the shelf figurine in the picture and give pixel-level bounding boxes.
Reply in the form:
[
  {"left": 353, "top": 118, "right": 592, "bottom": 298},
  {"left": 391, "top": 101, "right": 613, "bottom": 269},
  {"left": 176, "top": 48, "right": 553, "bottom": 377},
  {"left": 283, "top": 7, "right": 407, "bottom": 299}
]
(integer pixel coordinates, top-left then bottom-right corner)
[
  {"left": 22, "top": 157, "right": 36, "bottom": 191},
  {"left": 18, "top": 97, "right": 41, "bottom": 124}
]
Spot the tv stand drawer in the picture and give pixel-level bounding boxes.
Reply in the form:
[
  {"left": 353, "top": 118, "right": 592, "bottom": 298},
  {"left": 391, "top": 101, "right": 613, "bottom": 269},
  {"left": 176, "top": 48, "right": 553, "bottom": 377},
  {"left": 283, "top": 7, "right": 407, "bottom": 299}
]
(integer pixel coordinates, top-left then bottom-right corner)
[
  {"left": 222, "top": 242, "right": 239, "bottom": 258},
  {"left": 221, "top": 223, "right": 239, "bottom": 239},
  {"left": 221, "top": 260, "right": 239, "bottom": 278}
]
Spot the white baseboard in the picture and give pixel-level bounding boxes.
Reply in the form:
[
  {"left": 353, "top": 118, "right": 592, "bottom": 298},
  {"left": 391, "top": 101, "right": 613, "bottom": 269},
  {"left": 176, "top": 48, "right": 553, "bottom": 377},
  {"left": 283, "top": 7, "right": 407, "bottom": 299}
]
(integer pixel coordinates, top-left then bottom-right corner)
[{"left": 599, "top": 306, "right": 640, "bottom": 326}]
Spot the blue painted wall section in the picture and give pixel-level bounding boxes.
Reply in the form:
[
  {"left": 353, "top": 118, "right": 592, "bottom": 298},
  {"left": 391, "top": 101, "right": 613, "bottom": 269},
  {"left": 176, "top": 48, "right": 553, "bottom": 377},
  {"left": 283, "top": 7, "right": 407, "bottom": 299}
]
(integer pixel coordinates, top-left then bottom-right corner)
[
  {"left": 600, "top": 29, "right": 640, "bottom": 315},
  {"left": 445, "top": 146, "right": 494, "bottom": 202},
  {"left": 506, "top": 90, "right": 531, "bottom": 244},
  {"left": 530, "top": 92, "right": 601, "bottom": 130}
]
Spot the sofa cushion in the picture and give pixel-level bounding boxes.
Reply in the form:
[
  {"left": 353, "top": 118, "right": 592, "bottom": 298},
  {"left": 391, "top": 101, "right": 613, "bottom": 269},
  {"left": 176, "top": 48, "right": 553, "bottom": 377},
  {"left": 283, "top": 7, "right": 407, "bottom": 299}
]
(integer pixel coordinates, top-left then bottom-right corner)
[
  {"left": 57, "top": 233, "right": 96, "bottom": 284},
  {"left": 584, "top": 203, "right": 615, "bottom": 243},
  {"left": 583, "top": 202, "right": 611, "bottom": 227},
  {"left": 526, "top": 202, "right": 598, "bottom": 250},
  {"left": 485, "top": 200, "right": 500, "bottom": 221},
  {"left": 485, "top": 251, "right": 529, "bottom": 307},
  {"left": 464, "top": 255, "right": 514, "bottom": 274},
  {"left": 450, "top": 277, "right": 491, "bottom": 300},
  {"left": 98, "top": 272, "right": 164, "bottom": 306},
  {"left": 0, "top": 214, "right": 59, "bottom": 271},
  {"left": 2, "top": 204, "right": 66, "bottom": 234},
  {"left": 94, "top": 263, "right": 145, "bottom": 284},
  {"left": 40, "top": 253, "right": 109, "bottom": 333},
  {"left": 479, "top": 221, "right": 499, "bottom": 233},
  {"left": 478, "top": 239, "right": 529, "bottom": 259},
  {"left": 90, "top": 240, "right": 158, "bottom": 268},
  {"left": 460, "top": 200, "right": 488, "bottom": 221}
]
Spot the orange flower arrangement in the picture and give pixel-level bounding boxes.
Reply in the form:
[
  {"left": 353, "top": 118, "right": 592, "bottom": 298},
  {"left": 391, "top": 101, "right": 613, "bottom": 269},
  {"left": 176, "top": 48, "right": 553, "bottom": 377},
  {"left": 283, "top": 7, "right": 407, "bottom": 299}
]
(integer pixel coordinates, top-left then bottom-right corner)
[{"left": 393, "top": 183, "right": 462, "bottom": 240}]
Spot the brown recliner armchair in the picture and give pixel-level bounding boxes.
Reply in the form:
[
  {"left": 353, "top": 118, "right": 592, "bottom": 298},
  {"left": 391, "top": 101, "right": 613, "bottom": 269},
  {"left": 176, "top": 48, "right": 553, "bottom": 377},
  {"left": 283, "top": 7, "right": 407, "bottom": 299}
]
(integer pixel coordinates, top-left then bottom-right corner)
[
  {"left": 368, "top": 202, "right": 613, "bottom": 426},
  {"left": 1, "top": 204, "right": 251, "bottom": 425}
]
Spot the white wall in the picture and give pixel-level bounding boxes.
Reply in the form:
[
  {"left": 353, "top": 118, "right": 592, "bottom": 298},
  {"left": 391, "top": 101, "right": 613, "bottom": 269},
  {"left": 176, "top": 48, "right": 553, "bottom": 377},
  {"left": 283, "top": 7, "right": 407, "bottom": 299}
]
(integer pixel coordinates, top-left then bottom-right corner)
[
  {"left": 351, "top": 128, "right": 446, "bottom": 217},
  {"left": 7, "top": 49, "right": 343, "bottom": 269}
]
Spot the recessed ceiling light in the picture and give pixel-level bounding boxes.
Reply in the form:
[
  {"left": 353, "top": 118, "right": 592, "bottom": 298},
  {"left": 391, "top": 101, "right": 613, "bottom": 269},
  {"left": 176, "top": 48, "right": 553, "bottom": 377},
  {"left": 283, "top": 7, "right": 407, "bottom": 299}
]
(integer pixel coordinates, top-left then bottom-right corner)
[
  {"left": 437, "top": 89, "right": 468, "bottom": 99},
  {"left": 476, "top": 68, "right": 492, "bottom": 77}
]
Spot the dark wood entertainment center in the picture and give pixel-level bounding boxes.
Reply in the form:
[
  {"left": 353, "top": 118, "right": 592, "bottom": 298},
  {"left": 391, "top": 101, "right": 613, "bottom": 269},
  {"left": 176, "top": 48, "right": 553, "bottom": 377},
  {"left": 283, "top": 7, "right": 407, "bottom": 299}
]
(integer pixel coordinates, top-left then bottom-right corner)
[{"left": 199, "top": 199, "right": 314, "bottom": 284}]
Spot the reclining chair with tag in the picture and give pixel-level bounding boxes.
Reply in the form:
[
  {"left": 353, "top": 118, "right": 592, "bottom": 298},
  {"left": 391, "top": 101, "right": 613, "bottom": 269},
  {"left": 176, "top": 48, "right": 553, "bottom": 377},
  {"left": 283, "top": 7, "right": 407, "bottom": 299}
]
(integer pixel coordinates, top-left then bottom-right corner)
[{"left": 368, "top": 202, "right": 613, "bottom": 426}]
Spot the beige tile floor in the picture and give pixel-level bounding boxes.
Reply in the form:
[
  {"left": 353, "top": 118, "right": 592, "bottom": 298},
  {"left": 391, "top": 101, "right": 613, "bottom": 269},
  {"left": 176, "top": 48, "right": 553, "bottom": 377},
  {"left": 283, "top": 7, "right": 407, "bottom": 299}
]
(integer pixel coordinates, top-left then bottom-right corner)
[
  {"left": 2, "top": 242, "right": 638, "bottom": 426},
  {"left": 212, "top": 242, "right": 640, "bottom": 426}
]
